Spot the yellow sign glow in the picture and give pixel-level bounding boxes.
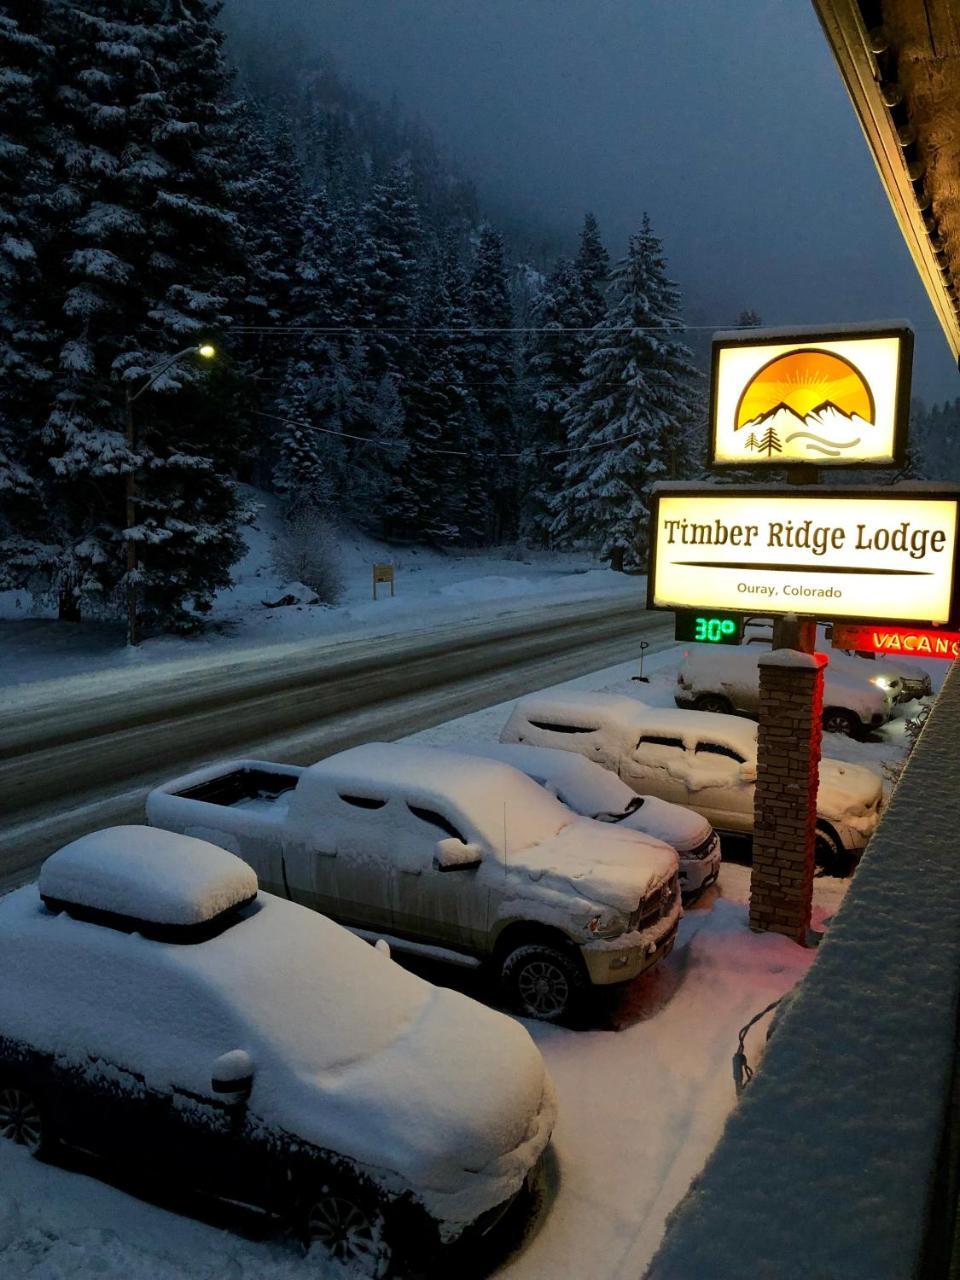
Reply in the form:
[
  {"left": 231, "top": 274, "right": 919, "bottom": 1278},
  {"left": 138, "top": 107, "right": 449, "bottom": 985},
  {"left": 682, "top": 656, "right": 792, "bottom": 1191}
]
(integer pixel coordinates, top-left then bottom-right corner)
[
  {"left": 650, "top": 489, "right": 960, "bottom": 625},
  {"left": 710, "top": 328, "right": 911, "bottom": 467}
]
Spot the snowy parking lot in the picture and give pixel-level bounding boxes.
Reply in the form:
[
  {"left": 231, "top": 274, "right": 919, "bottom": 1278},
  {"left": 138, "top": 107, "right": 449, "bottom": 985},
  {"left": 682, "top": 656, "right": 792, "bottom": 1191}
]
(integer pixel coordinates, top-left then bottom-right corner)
[{"left": 0, "top": 644, "right": 940, "bottom": 1279}]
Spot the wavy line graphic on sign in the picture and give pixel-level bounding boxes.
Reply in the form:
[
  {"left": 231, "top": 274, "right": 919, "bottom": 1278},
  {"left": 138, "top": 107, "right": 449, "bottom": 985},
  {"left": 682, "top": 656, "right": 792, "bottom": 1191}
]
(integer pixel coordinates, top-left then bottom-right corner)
[{"left": 734, "top": 349, "right": 875, "bottom": 458}]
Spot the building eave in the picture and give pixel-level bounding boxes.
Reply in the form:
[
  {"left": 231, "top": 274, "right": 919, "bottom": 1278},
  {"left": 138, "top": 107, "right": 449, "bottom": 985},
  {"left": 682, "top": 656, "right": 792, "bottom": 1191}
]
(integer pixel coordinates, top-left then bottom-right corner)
[{"left": 812, "top": 0, "right": 960, "bottom": 366}]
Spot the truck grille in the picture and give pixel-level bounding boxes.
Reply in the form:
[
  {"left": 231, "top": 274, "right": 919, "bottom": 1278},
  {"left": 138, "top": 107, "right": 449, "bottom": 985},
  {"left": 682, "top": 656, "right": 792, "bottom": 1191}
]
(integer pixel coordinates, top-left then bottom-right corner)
[{"left": 631, "top": 873, "right": 679, "bottom": 931}]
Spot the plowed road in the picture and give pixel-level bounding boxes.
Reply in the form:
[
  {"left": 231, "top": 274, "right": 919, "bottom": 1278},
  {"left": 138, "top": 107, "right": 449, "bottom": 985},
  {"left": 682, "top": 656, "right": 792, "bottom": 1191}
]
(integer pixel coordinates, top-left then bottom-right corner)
[{"left": 0, "top": 597, "right": 674, "bottom": 890}]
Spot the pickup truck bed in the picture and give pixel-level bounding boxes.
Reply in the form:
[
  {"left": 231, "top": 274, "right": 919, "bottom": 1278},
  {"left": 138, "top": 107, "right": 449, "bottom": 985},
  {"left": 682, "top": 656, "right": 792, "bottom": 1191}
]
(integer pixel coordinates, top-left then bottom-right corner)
[
  {"left": 174, "top": 764, "right": 300, "bottom": 809},
  {"left": 148, "top": 761, "right": 308, "bottom": 884}
]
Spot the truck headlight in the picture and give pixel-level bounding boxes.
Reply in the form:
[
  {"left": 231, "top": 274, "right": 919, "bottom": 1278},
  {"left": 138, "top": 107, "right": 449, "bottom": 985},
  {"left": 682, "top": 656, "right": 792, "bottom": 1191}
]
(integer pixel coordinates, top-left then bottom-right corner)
[
  {"left": 586, "top": 909, "right": 627, "bottom": 940},
  {"left": 870, "top": 676, "right": 892, "bottom": 690}
]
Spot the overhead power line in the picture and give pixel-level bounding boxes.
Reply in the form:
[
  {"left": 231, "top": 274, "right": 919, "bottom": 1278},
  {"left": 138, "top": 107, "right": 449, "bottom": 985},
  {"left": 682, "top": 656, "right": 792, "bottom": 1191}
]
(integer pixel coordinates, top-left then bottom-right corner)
[{"left": 252, "top": 409, "right": 649, "bottom": 459}]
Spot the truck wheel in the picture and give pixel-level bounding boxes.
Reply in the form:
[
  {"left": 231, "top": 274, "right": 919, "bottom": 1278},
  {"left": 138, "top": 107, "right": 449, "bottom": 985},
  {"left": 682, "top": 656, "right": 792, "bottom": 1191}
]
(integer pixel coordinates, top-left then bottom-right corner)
[
  {"left": 822, "top": 707, "right": 860, "bottom": 737},
  {"left": 501, "top": 944, "right": 586, "bottom": 1023},
  {"left": 301, "top": 1182, "right": 394, "bottom": 1278},
  {"left": 695, "top": 694, "right": 733, "bottom": 715},
  {"left": 815, "top": 824, "right": 853, "bottom": 877}
]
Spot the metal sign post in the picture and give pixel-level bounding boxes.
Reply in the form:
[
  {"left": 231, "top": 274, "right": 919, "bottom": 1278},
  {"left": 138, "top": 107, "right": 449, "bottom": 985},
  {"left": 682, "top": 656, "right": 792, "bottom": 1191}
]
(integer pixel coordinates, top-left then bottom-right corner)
[{"left": 644, "top": 322, "right": 959, "bottom": 942}]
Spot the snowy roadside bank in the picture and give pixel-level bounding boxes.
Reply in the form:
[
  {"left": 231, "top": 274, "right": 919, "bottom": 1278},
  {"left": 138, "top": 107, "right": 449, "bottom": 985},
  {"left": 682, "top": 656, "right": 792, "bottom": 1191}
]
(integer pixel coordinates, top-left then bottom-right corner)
[{"left": 0, "top": 496, "right": 639, "bottom": 692}]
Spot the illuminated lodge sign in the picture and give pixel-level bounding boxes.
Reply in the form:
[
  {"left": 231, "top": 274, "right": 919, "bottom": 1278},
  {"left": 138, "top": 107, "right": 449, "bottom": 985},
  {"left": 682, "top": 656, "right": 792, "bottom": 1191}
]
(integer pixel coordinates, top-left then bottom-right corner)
[
  {"left": 832, "top": 623, "right": 960, "bottom": 659},
  {"left": 648, "top": 486, "right": 960, "bottom": 626},
  {"left": 708, "top": 324, "right": 913, "bottom": 468}
]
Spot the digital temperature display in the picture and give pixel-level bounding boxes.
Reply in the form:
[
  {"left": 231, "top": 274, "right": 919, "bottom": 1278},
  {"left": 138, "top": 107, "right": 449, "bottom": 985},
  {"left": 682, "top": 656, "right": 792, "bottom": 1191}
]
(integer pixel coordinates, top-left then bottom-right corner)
[{"left": 674, "top": 610, "right": 743, "bottom": 645}]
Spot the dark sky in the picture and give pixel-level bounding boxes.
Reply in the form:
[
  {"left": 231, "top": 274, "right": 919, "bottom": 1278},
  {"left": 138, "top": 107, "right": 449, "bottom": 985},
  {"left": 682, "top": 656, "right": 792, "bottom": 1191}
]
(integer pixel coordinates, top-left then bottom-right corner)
[{"left": 227, "top": 0, "right": 959, "bottom": 405}]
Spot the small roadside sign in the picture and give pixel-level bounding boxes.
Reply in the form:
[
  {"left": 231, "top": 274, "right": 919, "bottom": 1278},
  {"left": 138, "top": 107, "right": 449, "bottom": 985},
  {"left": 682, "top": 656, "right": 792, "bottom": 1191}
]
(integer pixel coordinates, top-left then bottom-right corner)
[{"left": 372, "top": 563, "right": 395, "bottom": 600}]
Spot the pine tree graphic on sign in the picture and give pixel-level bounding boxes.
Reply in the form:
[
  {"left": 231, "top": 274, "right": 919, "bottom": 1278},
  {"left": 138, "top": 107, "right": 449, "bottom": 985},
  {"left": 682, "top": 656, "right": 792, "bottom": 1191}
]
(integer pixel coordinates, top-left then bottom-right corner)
[
  {"left": 744, "top": 432, "right": 760, "bottom": 453},
  {"left": 758, "top": 426, "right": 782, "bottom": 456}
]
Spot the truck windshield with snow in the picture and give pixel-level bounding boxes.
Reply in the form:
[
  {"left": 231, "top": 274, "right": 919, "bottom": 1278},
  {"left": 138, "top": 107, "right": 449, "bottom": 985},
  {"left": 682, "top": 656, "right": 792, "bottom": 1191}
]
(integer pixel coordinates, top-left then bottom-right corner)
[
  {"left": 146, "top": 743, "right": 681, "bottom": 1023},
  {"left": 0, "top": 826, "right": 557, "bottom": 1278}
]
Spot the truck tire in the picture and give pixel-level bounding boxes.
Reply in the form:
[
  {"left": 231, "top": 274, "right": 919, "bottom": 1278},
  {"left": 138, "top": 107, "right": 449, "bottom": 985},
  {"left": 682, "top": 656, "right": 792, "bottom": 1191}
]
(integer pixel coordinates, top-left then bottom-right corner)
[
  {"left": 500, "top": 943, "right": 586, "bottom": 1023},
  {"left": 695, "top": 693, "right": 733, "bottom": 715},
  {"left": 822, "top": 707, "right": 861, "bottom": 737},
  {"left": 815, "top": 823, "right": 853, "bottom": 877}
]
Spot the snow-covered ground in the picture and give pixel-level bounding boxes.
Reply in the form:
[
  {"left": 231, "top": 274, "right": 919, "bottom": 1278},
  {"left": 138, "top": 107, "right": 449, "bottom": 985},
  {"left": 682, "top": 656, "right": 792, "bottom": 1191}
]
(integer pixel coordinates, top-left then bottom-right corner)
[
  {"left": 0, "top": 490, "right": 634, "bottom": 689},
  {"left": 2, "top": 644, "right": 943, "bottom": 1279}
]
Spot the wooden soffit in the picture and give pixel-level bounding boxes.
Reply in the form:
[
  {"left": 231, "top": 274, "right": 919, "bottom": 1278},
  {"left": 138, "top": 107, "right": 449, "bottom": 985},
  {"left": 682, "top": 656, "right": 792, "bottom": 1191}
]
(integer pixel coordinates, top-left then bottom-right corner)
[{"left": 812, "top": 0, "right": 960, "bottom": 365}]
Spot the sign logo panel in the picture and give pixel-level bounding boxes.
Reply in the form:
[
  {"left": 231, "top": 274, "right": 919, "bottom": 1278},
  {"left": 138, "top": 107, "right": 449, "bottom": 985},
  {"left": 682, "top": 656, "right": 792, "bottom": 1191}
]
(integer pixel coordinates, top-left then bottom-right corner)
[
  {"left": 709, "top": 326, "right": 913, "bottom": 467},
  {"left": 649, "top": 487, "right": 960, "bottom": 626}
]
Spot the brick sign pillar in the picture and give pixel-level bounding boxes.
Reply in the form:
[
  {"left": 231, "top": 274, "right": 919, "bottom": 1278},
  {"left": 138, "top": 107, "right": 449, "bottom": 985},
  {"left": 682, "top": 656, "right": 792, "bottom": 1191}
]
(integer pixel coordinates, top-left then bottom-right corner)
[{"left": 749, "top": 643, "right": 828, "bottom": 943}]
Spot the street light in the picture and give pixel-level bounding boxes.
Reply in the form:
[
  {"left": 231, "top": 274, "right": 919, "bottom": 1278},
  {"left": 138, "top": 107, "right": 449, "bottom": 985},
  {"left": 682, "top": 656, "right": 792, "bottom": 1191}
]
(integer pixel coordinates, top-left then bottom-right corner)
[{"left": 125, "top": 343, "right": 217, "bottom": 647}]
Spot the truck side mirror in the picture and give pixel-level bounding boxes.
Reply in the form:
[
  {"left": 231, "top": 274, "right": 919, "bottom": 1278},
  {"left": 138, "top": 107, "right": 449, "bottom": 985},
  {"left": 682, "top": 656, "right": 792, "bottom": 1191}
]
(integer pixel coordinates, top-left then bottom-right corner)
[
  {"left": 212, "top": 1049, "right": 254, "bottom": 1107},
  {"left": 433, "top": 838, "right": 483, "bottom": 872}
]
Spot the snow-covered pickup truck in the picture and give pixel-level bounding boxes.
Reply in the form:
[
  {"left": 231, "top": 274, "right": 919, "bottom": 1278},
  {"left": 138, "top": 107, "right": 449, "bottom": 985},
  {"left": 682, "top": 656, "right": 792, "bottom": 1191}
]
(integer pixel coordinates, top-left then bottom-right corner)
[
  {"left": 501, "top": 692, "right": 883, "bottom": 872},
  {"left": 676, "top": 640, "right": 895, "bottom": 737},
  {"left": 1, "top": 826, "right": 557, "bottom": 1277},
  {"left": 147, "top": 744, "right": 682, "bottom": 1023}
]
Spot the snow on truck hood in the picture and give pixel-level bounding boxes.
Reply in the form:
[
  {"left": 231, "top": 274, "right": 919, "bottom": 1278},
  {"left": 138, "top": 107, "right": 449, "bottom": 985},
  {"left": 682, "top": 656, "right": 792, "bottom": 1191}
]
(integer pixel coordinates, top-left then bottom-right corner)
[
  {"left": 818, "top": 758, "right": 882, "bottom": 817},
  {"left": 505, "top": 818, "right": 678, "bottom": 911}
]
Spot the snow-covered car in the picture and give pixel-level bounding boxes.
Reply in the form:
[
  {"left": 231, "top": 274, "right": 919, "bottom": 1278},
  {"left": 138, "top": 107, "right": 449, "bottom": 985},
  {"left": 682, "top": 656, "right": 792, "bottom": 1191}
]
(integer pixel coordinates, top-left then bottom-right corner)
[
  {"left": 500, "top": 692, "right": 883, "bottom": 870},
  {"left": 0, "top": 826, "right": 557, "bottom": 1277},
  {"left": 676, "top": 638, "right": 894, "bottom": 737},
  {"left": 819, "top": 622, "right": 932, "bottom": 700},
  {"left": 457, "top": 742, "right": 721, "bottom": 898},
  {"left": 147, "top": 744, "right": 681, "bottom": 1023},
  {"left": 747, "top": 618, "right": 932, "bottom": 701}
]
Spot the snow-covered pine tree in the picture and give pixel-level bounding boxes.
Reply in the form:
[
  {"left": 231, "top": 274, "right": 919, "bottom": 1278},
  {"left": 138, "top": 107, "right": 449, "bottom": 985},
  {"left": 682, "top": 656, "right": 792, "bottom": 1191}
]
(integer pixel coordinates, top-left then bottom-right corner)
[
  {"left": 437, "top": 232, "right": 489, "bottom": 545},
  {"left": 12, "top": 0, "right": 252, "bottom": 631},
  {"left": 0, "top": 4, "right": 56, "bottom": 597},
  {"left": 551, "top": 214, "right": 701, "bottom": 569},
  {"left": 359, "top": 160, "right": 422, "bottom": 378},
  {"left": 575, "top": 212, "right": 610, "bottom": 329},
  {"left": 520, "top": 257, "right": 591, "bottom": 543},
  {"left": 466, "top": 225, "right": 516, "bottom": 541},
  {"left": 273, "top": 187, "right": 354, "bottom": 512},
  {"left": 384, "top": 242, "right": 467, "bottom": 545}
]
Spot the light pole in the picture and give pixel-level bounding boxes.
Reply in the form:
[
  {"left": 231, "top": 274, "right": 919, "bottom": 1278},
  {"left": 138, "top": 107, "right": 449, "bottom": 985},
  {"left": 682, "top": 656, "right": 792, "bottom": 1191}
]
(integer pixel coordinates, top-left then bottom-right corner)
[{"left": 125, "top": 343, "right": 216, "bottom": 647}]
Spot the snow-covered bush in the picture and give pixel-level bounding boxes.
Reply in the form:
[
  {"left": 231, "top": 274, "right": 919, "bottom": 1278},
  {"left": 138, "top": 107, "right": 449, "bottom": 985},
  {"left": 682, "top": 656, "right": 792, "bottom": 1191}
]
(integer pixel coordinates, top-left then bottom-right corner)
[{"left": 270, "top": 507, "right": 344, "bottom": 606}]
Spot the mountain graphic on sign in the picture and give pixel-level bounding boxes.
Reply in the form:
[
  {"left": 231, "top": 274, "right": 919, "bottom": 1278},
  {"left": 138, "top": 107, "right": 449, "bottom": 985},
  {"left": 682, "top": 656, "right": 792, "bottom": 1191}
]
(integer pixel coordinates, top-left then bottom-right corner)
[{"left": 734, "top": 350, "right": 875, "bottom": 458}]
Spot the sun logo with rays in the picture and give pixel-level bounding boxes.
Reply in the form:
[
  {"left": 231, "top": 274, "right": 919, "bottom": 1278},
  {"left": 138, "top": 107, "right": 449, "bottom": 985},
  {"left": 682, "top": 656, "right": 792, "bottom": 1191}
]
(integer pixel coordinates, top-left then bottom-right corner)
[{"left": 734, "top": 349, "right": 875, "bottom": 458}]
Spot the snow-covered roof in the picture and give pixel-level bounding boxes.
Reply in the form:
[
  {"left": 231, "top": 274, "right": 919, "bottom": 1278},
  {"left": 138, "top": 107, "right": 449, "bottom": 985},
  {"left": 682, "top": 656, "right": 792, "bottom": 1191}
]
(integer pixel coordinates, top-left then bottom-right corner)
[
  {"left": 510, "top": 690, "right": 760, "bottom": 755},
  {"left": 38, "top": 826, "right": 257, "bottom": 929},
  {"left": 301, "top": 741, "right": 572, "bottom": 853}
]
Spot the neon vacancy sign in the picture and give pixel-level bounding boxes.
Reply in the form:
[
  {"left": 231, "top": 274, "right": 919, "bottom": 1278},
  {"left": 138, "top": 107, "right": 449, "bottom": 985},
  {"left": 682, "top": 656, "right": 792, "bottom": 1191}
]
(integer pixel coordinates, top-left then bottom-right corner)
[{"left": 648, "top": 485, "right": 960, "bottom": 626}]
